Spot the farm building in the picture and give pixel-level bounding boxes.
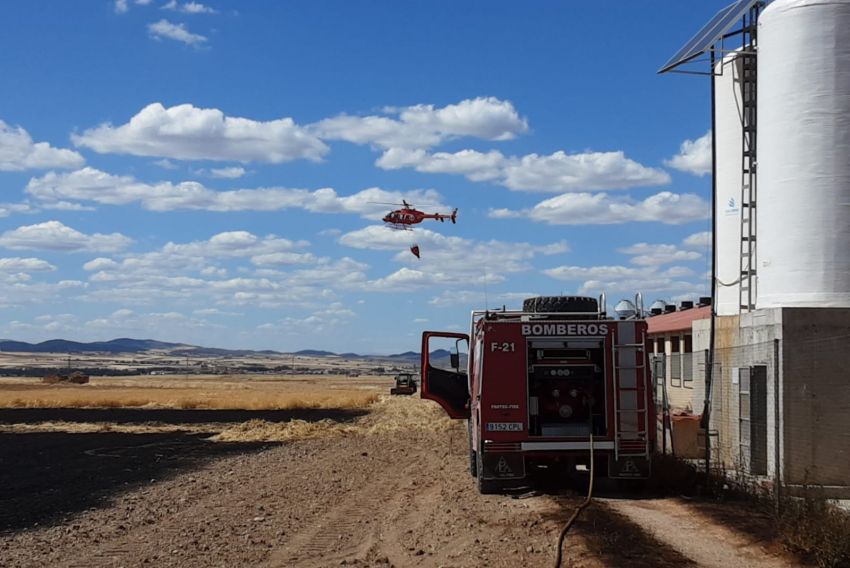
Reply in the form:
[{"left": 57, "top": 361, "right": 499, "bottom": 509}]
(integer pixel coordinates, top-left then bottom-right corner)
[{"left": 658, "top": 0, "right": 850, "bottom": 496}]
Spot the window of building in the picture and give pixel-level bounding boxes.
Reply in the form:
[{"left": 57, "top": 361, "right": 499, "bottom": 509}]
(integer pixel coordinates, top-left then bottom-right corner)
[
  {"left": 671, "top": 351, "right": 682, "bottom": 387},
  {"left": 682, "top": 334, "right": 694, "bottom": 388}
]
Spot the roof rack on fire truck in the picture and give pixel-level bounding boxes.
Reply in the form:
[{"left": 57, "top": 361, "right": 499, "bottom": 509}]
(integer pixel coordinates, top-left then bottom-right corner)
[{"left": 470, "top": 294, "right": 623, "bottom": 339}]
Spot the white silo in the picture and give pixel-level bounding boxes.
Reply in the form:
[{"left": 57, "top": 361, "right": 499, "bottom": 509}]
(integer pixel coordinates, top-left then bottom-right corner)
[
  {"left": 758, "top": 0, "right": 850, "bottom": 308},
  {"left": 714, "top": 50, "right": 745, "bottom": 316}
]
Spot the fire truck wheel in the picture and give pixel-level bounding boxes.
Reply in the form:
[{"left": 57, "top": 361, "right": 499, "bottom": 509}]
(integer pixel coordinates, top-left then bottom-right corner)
[
  {"left": 522, "top": 296, "right": 598, "bottom": 314},
  {"left": 476, "top": 457, "right": 502, "bottom": 495},
  {"left": 468, "top": 419, "right": 477, "bottom": 478},
  {"left": 475, "top": 436, "right": 503, "bottom": 495}
]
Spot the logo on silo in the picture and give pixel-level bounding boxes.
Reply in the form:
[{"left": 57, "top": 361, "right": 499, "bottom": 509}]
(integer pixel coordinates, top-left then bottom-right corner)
[{"left": 725, "top": 197, "right": 739, "bottom": 216}]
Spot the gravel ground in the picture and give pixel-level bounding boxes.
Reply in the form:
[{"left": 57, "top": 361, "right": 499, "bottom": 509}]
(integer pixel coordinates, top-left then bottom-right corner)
[
  {"left": 1, "top": 421, "right": 598, "bottom": 567},
  {"left": 0, "top": 398, "right": 805, "bottom": 567},
  {"left": 601, "top": 497, "right": 799, "bottom": 568}
]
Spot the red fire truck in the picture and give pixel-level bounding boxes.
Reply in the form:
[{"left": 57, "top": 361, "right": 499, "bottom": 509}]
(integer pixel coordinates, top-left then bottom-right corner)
[{"left": 420, "top": 295, "right": 654, "bottom": 494}]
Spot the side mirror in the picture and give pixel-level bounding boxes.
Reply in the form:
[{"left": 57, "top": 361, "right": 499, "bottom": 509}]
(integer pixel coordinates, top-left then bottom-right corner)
[{"left": 450, "top": 352, "right": 460, "bottom": 370}]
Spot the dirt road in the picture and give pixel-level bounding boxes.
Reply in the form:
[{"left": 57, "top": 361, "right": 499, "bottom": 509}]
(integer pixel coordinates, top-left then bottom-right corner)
[{"left": 0, "top": 397, "right": 800, "bottom": 567}]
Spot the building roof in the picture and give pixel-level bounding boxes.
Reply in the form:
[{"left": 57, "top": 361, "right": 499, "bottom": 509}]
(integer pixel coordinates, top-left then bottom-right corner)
[{"left": 646, "top": 305, "right": 711, "bottom": 335}]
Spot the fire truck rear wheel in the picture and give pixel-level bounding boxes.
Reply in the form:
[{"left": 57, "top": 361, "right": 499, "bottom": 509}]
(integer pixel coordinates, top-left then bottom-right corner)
[
  {"left": 522, "top": 295, "right": 598, "bottom": 314},
  {"left": 475, "top": 436, "right": 503, "bottom": 494},
  {"left": 468, "top": 419, "right": 477, "bottom": 478},
  {"left": 476, "top": 457, "right": 502, "bottom": 495}
]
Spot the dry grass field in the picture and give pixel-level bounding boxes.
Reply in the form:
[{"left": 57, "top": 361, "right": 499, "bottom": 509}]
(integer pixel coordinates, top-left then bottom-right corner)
[
  {"left": 0, "top": 373, "right": 417, "bottom": 441},
  {"left": 0, "top": 372, "right": 455, "bottom": 443},
  {"left": 0, "top": 374, "right": 384, "bottom": 411}
]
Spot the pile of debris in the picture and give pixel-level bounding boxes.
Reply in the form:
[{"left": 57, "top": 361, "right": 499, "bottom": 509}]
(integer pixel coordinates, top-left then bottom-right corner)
[{"left": 42, "top": 371, "right": 90, "bottom": 385}]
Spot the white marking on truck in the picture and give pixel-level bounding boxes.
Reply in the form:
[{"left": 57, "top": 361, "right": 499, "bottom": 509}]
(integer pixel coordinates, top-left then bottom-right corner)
[
  {"left": 521, "top": 323, "right": 609, "bottom": 336},
  {"left": 486, "top": 422, "right": 523, "bottom": 432}
]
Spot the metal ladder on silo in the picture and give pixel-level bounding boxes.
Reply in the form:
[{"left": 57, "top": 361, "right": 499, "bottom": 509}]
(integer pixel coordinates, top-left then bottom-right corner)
[{"left": 739, "top": 6, "right": 759, "bottom": 312}]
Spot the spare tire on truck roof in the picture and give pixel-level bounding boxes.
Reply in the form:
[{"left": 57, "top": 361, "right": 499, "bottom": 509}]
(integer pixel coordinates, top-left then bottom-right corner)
[{"left": 522, "top": 296, "right": 598, "bottom": 314}]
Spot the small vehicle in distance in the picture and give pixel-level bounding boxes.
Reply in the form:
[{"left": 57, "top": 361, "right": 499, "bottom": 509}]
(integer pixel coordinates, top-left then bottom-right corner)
[{"left": 390, "top": 372, "right": 418, "bottom": 396}]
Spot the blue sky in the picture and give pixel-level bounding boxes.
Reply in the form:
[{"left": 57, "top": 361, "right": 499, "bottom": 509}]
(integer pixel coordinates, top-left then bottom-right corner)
[{"left": 0, "top": 1, "right": 722, "bottom": 353}]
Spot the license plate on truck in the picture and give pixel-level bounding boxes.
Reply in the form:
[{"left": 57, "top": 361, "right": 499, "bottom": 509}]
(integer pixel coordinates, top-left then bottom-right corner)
[{"left": 486, "top": 422, "right": 523, "bottom": 432}]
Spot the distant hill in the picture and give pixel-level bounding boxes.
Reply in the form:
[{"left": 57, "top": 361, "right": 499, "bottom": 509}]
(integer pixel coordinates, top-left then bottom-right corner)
[
  {"left": 290, "top": 348, "right": 454, "bottom": 362},
  {"left": 0, "top": 338, "right": 460, "bottom": 360},
  {"left": 0, "top": 338, "right": 188, "bottom": 354},
  {"left": 0, "top": 338, "right": 283, "bottom": 357},
  {"left": 293, "top": 349, "right": 338, "bottom": 357}
]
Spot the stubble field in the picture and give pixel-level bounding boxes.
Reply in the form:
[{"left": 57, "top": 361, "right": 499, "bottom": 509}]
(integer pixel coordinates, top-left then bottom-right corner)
[
  {"left": 0, "top": 369, "right": 802, "bottom": 567},
  {"left": 0, "top": 374, "right": 382, "bottom": 412}
]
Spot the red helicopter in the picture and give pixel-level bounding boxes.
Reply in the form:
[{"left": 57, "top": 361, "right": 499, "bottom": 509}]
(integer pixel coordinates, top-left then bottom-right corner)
[
  {"left": 377, "top": 200, "right": 458, "bottom": 259},
  {"left": 381, "top": 200, "right": 458, "bottom": 228}
]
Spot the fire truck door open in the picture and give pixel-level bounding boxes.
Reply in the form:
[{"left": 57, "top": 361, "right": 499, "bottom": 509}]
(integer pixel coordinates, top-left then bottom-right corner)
[{"left": 420, "top": 332, "right": 470, "bottom": 419}]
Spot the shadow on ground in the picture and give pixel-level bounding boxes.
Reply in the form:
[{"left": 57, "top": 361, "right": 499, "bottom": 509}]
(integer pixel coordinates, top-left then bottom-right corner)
[
  {"left": 682, "top": 496, "right": 783, "bottom": 553},
  {"left": 0, "top": 407, "right": 366, "bottom": 534},
  {"left": 0, "top": 407, "right": 367, "bottom": 425},
  {"left": 538, "top": 493, "right": 697, "bottom": 568}
]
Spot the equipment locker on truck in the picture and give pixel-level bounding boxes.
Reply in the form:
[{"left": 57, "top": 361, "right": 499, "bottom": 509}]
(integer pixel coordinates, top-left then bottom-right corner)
[{"left": 420, "top": 295, "right": 655, "bottom": 494}]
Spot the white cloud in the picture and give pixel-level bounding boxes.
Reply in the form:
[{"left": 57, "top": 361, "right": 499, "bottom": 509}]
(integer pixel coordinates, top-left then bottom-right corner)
[
  {"left": 377, "top": 148, "right": 670, "bottom": 192},
  {"left": 250, "top": 252, "right": 316, "bottom": 266},
  {"left": 489, "top": 191, "right": 709, "bottom": 225},
  {"left": 340, "top": 225, "right": 567, "bottom": 291},
  {"left": 84, "top": 308, "right": 216, "bottom": 334},
  {"left": 683, "top": 231, "right": 711, "bottom": 248},
  {"left": 0, "top": 120, "right": 84, "bottom": 171},
  {"left": 377, "top": 148, "right": 505, "bottom": 182},
  {"left": 314, "top": 96, "right": 527, "bottom": 150},
  {"left": 428, "top": 290, "right": 536, "bottom": 308},
  {"left": 0, "top": 203, "right": 35, "bottom": 217},
  {"left": 74, "top": 231, "right": 355, "bottom": 309},
  {"left": 0, "top": 257, "right": 56, "bottom": 272},
  {"left": 209, "top": 166, "right": 245, "bottom": 179},
  {"left": 502, "top": 151, "right": 670, "bottom": 192},
  {"left": 41, "top": 201, "right": 95, "bottom": 212},
  {"left": 618, "top": 243, "right": 702, "bottom": 267},
  {"left": 153, "top": 158, "right": 179, "bottom": 169},
  {"left": 665, "top": 131, "right": 712, "bottom": 176},
  {"left": 148, "top": 19, "right": 208, "bottom": 46},
  {"left": 115, "top": 0, "right": 154, "bottom": 12},
  {"left": 152, "top": 231, "right": 310, "bottom": 264},
  {"left": 543, "top": 265, "right": 642, "bottom": 282},
  {"left": 260, "top": 302, "right": 357, "bottom": 336},
  {"left": 83, "top": 257, "right": 119, "bottom": 271},
  {"left": 0, "top": 280, "right": 85, "bottom": 309},
  {"left": 6, "top": 313, "right": 78, "bottom": 334},
  {"left": 543, "top": 263, "right": 704, "bottom": 297},
  {"left": 0, "top": 221, "right": 132, "bottom": 252},
  {"left": 193, "top": 307, "right": 241, "bottom": 316},
  {"left": 163, "top": 1, "right": 217, "bottom": 14},
  {"left": 26, "top": 167, "right": 444, "bottom": 217},
  {"left": 73, "top": 103, "right": 326, "bottom": 163}
]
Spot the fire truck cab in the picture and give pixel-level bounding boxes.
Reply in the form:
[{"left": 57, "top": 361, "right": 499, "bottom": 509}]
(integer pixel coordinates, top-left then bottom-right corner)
[{"left": 420, "top": 295, "right": 654, "bottom": 494}]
